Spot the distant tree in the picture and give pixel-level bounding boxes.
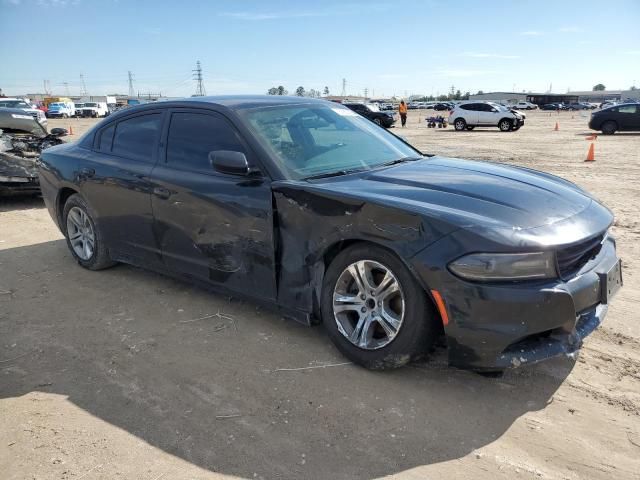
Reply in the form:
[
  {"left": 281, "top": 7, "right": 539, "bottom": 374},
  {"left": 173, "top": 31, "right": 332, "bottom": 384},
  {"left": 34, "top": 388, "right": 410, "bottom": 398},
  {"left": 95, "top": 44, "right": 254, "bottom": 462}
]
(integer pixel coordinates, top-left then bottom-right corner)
[
  {"left": 437, "top": 94, "right": 448, "bottom": 101},
  {"left": 593, "top": 84, "right": 606, "bottom": 91},
  {"left": 295, "top": 86, "right": 305, "bottom": 96},
  {"left": 307, "top": 88, "right": 319, "bottom": 98},
  {"left": 454, "top": 89, "right": 462, "bottom": 100},
  {"left": 277, "top": 85, "right": 287, "bottom": 95},
  {"left": 323, "top": 86, "right": 330, "bottom": 96},
  {"left": 476, "top": 90, "right": 484, "bottom": 95},
  {"left": 630, "top": 86, "right": 638, "bottom": 91},
  {"left": 267, "top": 87, "right": 278, "bottom": 95},
  {"left": 463, "top": 91, "right": 471, "bottom": 100}
]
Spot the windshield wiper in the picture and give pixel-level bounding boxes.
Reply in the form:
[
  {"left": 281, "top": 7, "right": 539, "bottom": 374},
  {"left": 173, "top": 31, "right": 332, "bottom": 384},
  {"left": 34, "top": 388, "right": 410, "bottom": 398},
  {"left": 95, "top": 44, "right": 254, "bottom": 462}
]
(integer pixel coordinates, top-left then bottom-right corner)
[
  {"left": 377, "top": 156, "right": 423, "bottom": 168},
  {"left": 304, "top": 167, "right": 366, "bottom": 181}
]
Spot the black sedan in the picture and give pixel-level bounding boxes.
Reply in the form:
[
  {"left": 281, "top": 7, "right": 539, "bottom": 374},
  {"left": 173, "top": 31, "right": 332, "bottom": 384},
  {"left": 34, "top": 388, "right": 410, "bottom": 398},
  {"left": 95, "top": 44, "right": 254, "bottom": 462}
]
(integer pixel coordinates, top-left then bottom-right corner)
[
  {"left": 342, "top": 102, "right": 396, "bottom": 127},
  {"left": 38, "top": 96, "right": 622, "bottom": 372},
  {"left": 589, "top": 103, "right": 640, "bottom": 134}
]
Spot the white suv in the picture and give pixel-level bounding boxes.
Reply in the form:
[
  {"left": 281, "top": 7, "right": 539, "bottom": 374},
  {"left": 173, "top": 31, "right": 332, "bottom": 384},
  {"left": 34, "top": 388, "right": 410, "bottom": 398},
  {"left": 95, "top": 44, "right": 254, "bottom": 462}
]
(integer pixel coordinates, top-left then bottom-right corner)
[
  {"left": 511, "top": 101, "right": 538, "bottom": 110},
  {"left": 448, "top": 101, "right": 525, "bottom": 132}
]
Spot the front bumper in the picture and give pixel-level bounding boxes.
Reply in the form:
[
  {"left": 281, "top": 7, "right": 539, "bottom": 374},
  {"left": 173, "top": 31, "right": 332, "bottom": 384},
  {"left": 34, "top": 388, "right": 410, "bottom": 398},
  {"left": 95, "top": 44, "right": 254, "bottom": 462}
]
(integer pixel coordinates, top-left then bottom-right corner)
[
  {"left": 0, "top": 176, "right": 40, "bottom": 195},
  {"left": 411, "top": 235, "right": 620, "bottom": 370}
]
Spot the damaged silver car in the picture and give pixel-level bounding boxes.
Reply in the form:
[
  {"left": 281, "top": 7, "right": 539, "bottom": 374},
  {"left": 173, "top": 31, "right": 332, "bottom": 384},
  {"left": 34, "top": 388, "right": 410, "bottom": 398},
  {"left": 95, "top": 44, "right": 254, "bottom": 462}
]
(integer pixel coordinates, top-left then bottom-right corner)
[{"left": 0, "top": 107, "right": 67, "bottom": 195}]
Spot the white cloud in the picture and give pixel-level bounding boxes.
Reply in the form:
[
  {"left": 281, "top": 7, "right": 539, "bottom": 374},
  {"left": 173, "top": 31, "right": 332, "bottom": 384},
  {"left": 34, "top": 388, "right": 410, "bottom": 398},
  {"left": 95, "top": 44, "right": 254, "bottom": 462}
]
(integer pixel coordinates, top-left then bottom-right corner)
[
  {"left": 459, "top": 52, "right": 520, "bottom": 59},
  {"left": 558, "top": 26, "right": 583, "bottom": 33},
  {"left": 520, "top": 30, "right": 544, "bottom": 36}
]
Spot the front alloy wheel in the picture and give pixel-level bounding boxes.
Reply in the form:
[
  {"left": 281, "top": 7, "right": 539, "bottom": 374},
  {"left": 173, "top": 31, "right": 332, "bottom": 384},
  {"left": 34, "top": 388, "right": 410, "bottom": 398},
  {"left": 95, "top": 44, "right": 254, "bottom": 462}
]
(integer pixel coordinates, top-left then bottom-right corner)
[
  {"left": 499, "top": 119, "right": 512, "bottom": 131},
  {"left": 321, "top": 244, "right": 439, "bottom": 369},
  {"left": 333, "top": 260, "right": 404, "bottom": 350},
  {"left": 454, "top": 118, "right": 467, "bottom": 131}
]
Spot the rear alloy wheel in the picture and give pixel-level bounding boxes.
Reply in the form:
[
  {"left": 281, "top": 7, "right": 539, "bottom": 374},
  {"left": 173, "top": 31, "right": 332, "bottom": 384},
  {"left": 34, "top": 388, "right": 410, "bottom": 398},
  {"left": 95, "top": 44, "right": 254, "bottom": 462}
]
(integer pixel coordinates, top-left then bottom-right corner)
[
  {"left": 499, "top": 119, "right": 512, "bottom": 132},
  {"left": 454, "top": 118, "right": 467, "bottom": 131},
  {"left": 322, "top": 244, "right": 438, "bottom": 369},
  {"left": 601, "top": 121, "right": 617, "bottom": 135},
  {"left": 63, "top": 194, "right": 116, "bottom": 270}
]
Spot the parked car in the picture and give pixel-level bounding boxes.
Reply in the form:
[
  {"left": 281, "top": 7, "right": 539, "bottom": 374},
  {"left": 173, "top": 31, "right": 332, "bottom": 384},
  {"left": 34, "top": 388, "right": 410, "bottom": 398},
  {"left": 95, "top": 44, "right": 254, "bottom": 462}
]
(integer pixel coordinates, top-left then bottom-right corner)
[
  {"left": 47, "top": 101, "right": 76, "bottom": 118},
  {"left": 433, "top": 103, "right": 450, "bottom": 111},
  {"left": 449, "top": 101, "right": 525, "bottom": 131},
  {"left": 600, "top": 101, "right": 618, "bottom": 109},
  {"left": 511, "top": 101, "right": 538, "bottom": 110},
  {"left": 568, "top": 102, "right": 591, "bottom": 111},
  {"left": 540, "top": 103, "right": 559, "bottom": 110},
  {"left": 588, "top": 103, "right": 640, "bottom": 134},
  {"left": 0, "top": 98, "right": 48, "bottom": 126},
  {"left": 38, "top": 95, "right": 621, "bottom": 372},
  {"left": 0, "top": 108, "right": 67, "bottom": 195},
  {"left": 343, "top": 102, "right": 396, "bottom": 127}
]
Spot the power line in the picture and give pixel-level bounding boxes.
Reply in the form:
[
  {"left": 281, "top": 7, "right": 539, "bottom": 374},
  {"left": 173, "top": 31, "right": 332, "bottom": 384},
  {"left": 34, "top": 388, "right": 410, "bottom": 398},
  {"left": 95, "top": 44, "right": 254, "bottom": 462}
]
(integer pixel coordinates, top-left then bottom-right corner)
[
  {"left": 192, "top": 61, "right": 206, "bottom": 96},
  {"left": 128, "top": 71, "right": 135, "bottom": 97}
]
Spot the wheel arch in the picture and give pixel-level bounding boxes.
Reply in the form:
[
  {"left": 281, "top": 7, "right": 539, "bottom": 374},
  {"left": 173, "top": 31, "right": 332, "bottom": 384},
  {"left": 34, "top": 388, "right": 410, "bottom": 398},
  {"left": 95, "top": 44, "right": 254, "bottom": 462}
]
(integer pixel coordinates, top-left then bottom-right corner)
[{"left": 56, "top": 186, "right": 80, "bottom": 229}]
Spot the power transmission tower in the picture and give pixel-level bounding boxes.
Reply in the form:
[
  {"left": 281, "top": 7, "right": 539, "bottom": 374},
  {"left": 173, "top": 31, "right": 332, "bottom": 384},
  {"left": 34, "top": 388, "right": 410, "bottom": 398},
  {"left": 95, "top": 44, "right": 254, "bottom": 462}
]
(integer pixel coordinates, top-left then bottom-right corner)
[
  {"left": 341, "top": 78, "right": 346, "bottom": 97},
  {"left": 364, "top": 88, "right": 368, "bottom": 100},
  {"left": 43, "top": 80, "right": 51, "bottom": 95},
  {"left": 128, "top": 71, "right": 135, "bottom": 97},
  {"left": 63, "top": 82, "right": 70, "bottom": 96},
  {"left": 193, "top": 61, "right": 206, "bottom": 96},
  {"left": 80, "top": 74, "right": 88, "bottom": 96}
]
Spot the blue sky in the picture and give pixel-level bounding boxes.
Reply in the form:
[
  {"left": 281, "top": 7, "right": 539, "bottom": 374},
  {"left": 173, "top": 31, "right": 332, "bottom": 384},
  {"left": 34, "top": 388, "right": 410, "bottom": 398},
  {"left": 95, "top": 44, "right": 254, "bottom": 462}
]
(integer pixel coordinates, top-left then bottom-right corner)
[{"left": 1, "top": 0, "right": 639, "bottom": 98}]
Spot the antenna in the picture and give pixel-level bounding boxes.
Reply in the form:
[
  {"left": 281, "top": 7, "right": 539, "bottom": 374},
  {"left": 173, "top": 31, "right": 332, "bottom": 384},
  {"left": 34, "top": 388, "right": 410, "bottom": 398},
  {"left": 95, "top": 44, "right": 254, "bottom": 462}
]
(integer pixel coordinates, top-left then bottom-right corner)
[
  {"left": 80, "top": 74, "right": 88, "bottom": 96},
  {"left": 128, "top": 71, "right": 135, "bottom": 97},
  {"left": 193, "top": 61, "right": 206, "bottom": 96}
]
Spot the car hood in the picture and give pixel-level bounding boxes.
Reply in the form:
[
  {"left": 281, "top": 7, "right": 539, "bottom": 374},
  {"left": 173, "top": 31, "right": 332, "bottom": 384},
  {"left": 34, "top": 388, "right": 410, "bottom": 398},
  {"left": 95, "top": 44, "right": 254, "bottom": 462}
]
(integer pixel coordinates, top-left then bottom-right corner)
[{"left": 314, "top": 156, "right": 604, "bottom": 234}]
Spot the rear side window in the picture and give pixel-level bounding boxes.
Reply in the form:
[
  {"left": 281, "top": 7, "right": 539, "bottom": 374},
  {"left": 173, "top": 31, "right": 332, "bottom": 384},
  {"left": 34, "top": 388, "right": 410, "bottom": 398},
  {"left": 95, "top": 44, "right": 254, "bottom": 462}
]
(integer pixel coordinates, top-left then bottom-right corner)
[
  {"left": 166, "top": 112, "right": 246, "bottom": 172},
  {"left": 477, "top": 104, "right": 494, "bottom": 112},
  {"left": 619, "top": 105, "right": 638, "bottom": 114},
  {"left": 460, "top": 104, "right": 476, "bottom": 111},
  {"left": 112, "top": 113, "right": 162, "bottom": 163},
  {"left": 97, "top": 124, "right": 115, "bottom": 152}
]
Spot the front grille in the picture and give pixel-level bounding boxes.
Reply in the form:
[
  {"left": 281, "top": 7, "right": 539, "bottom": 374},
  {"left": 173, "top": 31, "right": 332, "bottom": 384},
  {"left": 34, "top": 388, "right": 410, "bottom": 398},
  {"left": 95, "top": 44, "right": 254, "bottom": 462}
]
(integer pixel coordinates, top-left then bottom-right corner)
[{"left": 556, "top": 233, "right": 605, "bottom": 277}]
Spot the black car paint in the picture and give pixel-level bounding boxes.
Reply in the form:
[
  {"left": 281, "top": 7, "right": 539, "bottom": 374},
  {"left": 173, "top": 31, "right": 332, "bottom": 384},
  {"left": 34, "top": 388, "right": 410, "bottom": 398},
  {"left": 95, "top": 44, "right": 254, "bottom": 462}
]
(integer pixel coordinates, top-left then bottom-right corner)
[
  {"left": 38, "top": 96, "right": 619, "bottom": 370},
  {"left": 589, "top": 103, "right": 640, "bottom": 132},
  {"left": 342, "top": 103, "right": 396, "bottom": 128}
]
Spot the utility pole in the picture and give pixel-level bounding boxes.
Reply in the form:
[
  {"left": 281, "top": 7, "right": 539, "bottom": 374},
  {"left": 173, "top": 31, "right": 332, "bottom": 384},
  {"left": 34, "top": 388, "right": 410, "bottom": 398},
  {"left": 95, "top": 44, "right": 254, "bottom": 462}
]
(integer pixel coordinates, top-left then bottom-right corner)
[
  {"left": 43, "top": 80, "right": 51, "bottom": 95},
  {"left": 63, "top": 82, "right": 70, "bottom": 96},
  {"left": 128, "top": 71, "right": 135, "bottom": 97},
  {"left": 341, "top": 78, "right": 347, "bottom": 97},
  {"left": 80, "top": 74, "right": 88, "bottom": 96},
  {"left": 193, "top": 61, "right": 206, "bottom": 96}
]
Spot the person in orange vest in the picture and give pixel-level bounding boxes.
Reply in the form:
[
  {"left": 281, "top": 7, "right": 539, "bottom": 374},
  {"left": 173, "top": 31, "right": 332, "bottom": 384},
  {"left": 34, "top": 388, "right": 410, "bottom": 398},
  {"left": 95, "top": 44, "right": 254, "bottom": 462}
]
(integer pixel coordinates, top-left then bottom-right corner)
[{"left": 398, "top": 100, "right": 408, "bottom": 127}]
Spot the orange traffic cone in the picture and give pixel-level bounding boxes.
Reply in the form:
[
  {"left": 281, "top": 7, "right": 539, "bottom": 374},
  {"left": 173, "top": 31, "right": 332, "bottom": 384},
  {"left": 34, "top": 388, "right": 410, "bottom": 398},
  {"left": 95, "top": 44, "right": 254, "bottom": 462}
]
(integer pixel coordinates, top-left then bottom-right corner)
[
  {"left": 585, "top": 134, "right": 598, "bottom": 141},
  {"left": 585, "top": 143, "right": 595, "bottom": 162},
  {"left": 554, "top": 122, "right": 559, "bottom": 131},
  {"left": 69, "top": 125, "right": 74, "bottom": 135}
]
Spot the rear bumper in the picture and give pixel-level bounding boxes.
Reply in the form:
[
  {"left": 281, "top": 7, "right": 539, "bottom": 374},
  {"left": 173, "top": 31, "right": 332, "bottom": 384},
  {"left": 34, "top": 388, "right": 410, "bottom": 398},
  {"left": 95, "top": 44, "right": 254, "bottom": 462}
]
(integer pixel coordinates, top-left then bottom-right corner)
[{"left": 411, "top": 233, "right": 620, "bottom": 371}]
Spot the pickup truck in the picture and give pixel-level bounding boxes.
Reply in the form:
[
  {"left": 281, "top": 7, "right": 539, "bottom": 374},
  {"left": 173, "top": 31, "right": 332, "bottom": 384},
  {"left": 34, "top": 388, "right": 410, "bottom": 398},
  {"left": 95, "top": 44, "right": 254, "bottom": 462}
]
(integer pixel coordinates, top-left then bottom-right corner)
[{"left": 47, "top": 102, "right": 76, "bottom": 118}]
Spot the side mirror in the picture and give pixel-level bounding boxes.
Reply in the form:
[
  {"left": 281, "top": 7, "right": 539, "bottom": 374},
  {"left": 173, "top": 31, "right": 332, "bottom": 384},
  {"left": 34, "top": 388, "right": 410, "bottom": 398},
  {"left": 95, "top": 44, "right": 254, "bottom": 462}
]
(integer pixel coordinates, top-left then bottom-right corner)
[
  {"left": 50, "top": 127, "right": 68, "bottom": 137},
  {"left": 209, "top": 150, "right": 251, "bottom": 176}
]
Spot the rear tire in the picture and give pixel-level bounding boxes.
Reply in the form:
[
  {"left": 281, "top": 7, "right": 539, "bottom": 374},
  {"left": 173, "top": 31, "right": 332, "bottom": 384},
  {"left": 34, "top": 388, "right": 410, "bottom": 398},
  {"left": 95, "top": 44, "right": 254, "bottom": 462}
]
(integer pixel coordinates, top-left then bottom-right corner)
[
  {"left": 601, "top": 121, "right": 617, "bottom": 135},
  {"left": 321, "top": 244, "right": 439, "bottom": 370},
  {"left": 374, "top": 118, "right": 382, "bottom": 126},
  {"left": 63, "top": 194, "right": 116, "bottom": 271},
  {"left": 454, "top": 118, "right": 467, "bottom": 131}
]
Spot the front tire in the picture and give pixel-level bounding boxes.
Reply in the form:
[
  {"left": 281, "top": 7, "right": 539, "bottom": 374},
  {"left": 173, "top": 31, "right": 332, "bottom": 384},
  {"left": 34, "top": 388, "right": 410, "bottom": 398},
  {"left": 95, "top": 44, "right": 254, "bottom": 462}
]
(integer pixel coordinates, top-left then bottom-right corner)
[
  {"left": 499, "top": 119, "right": 512, "bottom": 131},
  {"left": 601, "top": 121, "right": 617, "bottom": 135},
  {"left": 321, "top": 244, "right": 439, "bottom": 370},
  {"left": 63, "top": 194, "right": 116, "bottom": 270},
  {"left": 454, "top": 118, "right": 467, "bottom": 131}
]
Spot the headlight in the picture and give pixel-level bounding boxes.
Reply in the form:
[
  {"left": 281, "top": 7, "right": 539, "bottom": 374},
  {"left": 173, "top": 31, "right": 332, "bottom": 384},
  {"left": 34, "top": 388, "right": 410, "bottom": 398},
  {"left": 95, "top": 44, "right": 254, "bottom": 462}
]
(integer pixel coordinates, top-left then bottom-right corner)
[{"left": 448, "top": 252, "right": 556, "bottom": 281}]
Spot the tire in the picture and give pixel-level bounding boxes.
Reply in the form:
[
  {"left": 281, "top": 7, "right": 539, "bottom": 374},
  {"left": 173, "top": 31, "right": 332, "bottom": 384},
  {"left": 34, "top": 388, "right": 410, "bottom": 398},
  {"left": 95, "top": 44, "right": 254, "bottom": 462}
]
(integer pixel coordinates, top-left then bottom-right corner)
[
  {"left": 321, "top": 244, "right": 439, "bottom": 370},
  {"left": 63, "top": 194, "right": 116, "bottom": 270},
  {"left": 466, "top": 126, "right": 475, "bottom": 130},
  {"left": 499, "top": 118, "right": 512, "bottom": 132},
  {"left": 374, "top": 118, "right": 382, "bottom": 126},
  {"left": 601, "top": 121, "right": 617, "bottom": 135},
  {"left": 454, "top": 118, "right": 467, "bottom": 131}
]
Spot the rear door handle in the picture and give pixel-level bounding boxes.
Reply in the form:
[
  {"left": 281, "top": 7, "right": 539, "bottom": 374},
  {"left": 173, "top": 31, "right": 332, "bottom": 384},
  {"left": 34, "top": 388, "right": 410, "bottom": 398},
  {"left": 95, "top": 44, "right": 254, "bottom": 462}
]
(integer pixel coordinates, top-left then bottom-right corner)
[
  {"left": 153, "top": 187, "right": 171, "bottom": 199},
  {"left": 79, "top": 167, "right": 95, "bottom": 178}
]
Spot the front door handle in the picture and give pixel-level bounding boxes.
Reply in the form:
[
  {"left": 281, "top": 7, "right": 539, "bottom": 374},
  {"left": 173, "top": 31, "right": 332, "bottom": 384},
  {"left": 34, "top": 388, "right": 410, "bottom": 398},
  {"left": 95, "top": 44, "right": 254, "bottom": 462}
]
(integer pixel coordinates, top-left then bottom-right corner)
[{"left": 153, "top": 187, "right": 171, "bottom": 199}]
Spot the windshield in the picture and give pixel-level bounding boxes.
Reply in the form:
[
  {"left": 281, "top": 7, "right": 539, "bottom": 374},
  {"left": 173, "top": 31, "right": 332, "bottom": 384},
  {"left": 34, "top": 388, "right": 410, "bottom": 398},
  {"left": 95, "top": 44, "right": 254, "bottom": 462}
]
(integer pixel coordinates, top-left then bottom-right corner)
[
  {"left": 84, "top": 103, "right": 98, "bottom": 107},
  {"left": 241, "top": 103, "right": 420, "bottom": 180},
  {"left": 49, "top": 103, "right": 65, "bottom": 108},
  {"left": 75, "top": 104, "right": 84, "bottom": 108},
  {"left": 0, "top": 100, "right": 30, "bottom": 108}
]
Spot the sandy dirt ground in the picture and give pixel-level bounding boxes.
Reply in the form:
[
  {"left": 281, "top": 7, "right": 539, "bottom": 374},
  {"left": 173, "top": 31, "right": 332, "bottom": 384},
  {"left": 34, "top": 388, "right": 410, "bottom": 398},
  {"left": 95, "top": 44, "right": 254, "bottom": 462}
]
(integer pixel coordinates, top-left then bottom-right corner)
[{"left": 1, "top": 111, "right": 639, "bottom": 480}]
